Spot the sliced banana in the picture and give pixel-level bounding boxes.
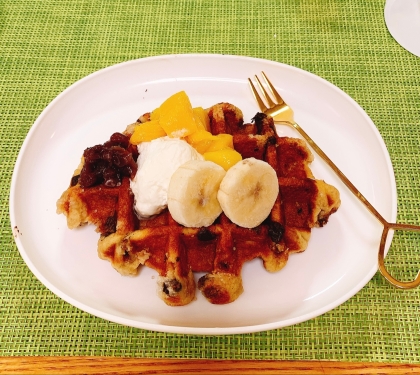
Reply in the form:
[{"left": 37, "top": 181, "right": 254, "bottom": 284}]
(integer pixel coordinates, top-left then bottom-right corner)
[
  {"left": 217, "top": 157, "right": 279, "bottom": 228},
  {"left": 168, "top": 160, "right": 226, "bottom": 227}
]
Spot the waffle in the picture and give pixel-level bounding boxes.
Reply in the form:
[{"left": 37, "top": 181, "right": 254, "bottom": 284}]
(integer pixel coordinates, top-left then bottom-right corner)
[{"left": 57, "top": 103, "right": 340, "bottom": 306}]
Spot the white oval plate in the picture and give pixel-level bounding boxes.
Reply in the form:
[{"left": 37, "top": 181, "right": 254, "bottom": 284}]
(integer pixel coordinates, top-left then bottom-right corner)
[{"left": 10, "top": 54, "right": 396, "bottom": 335}]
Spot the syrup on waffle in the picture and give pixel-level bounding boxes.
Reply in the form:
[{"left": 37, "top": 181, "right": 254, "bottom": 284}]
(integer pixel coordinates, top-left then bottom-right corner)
[{"left": 57, "top": 103, "right": 340, "bottom": 306}]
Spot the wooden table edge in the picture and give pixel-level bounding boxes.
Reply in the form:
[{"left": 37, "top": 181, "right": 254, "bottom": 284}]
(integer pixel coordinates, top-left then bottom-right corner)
[{"left": 1, "top": 357, "right": 420, "bottom": 374}]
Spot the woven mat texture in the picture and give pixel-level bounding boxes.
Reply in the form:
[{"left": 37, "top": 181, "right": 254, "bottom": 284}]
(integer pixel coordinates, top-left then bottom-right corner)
[{"left": 1, "top": 0, "right": 419, "bottom": 362}]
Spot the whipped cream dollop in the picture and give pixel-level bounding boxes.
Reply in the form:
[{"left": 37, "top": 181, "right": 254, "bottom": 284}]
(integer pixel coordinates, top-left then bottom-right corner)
[{"left": 130, "top": 137, "right": 203, "bottom": 219}]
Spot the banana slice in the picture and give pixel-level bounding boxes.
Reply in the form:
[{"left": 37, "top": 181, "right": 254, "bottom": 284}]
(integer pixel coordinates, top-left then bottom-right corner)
[
  {"left": 217, "top": 158, "right": 279, "bottom": 228},
  {"left": 168, "top": 160, "right": 226, "bottom": 227}
]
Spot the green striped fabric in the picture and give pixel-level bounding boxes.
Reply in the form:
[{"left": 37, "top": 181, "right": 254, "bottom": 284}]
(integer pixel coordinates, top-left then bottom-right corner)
[{"left": 1, "top": 0, "right": 419, "bottom": 361}]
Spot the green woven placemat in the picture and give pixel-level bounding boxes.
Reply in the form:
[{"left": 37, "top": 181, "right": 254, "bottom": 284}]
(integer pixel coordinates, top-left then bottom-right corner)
[{"left": 1, "top": 0, "right": 419, "bottom": 361}]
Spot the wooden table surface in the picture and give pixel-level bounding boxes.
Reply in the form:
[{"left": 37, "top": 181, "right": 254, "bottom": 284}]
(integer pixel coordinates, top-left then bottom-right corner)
[
  {"left": 2, "top": 0, "right": 420, "bottom": 369},
  {"left": 1, "top": 357, "right": 420, "bottom": 375}
]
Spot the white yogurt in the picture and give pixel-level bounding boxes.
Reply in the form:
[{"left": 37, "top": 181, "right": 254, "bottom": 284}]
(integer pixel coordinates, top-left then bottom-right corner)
[{"left": 130, "top": 137, "right": 203, "bottom": 218}]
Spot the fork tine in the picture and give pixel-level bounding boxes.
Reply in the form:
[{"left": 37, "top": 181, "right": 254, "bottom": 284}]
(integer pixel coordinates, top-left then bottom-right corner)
[
  {"left": 261, "top": 71, "right": 285, "bottom": 105},
  {"left": 248, "top": 78, "right": 268, "bottom": 112},
  {"left": 254, "top": 75, "right": 276, "bottom": 108}
]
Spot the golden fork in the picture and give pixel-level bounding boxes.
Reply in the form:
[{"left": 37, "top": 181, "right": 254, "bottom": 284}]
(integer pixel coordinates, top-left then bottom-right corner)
[{"left": 249, "top": 71, "right": 420, "bottom": 289}]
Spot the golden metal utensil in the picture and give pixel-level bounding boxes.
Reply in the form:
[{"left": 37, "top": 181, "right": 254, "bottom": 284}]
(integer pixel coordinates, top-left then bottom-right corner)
[{"left": 249, "top": 71, "right": 420, "bottom": 289}]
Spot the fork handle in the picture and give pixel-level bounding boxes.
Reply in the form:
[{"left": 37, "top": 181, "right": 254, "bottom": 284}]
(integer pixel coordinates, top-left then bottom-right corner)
[
  {"left": 285, "top": 121, "right": 387, "bottom": 225},
  {"left": 276, "top": 120, "right": 420, "bottom": 289},
  {"left": 378, "top": 223, "right": 420, "bottom": 289}
]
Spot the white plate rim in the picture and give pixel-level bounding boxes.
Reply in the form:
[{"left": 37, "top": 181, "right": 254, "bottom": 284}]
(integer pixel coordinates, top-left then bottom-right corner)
[{"left": 9, "top": 53, "right": 397, "bottom": 335}]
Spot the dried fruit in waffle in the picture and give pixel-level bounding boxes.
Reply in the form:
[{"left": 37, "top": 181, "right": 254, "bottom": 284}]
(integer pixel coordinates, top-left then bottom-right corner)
[{"left": 57, "top": 97, "right": 340, "bottom": 306}]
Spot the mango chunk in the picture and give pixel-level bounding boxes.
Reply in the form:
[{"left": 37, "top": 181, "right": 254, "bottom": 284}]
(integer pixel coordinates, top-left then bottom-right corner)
[
  {"left": 130, "top": 120, "right": 166, "bottom": 144},
  {"left": 203, "top": 148, "right": 243, "bottom": 171},
  {"left": 186, "top": 129, "right": 213, "bottom": 145},
  {"left": 206, "top": 134, "right": 234, "bottom": 152},
  {"left": 159, "top": 91, "right": 198, "bottom": 137},
  {"left": 192, "top": 139, "right": 215, "bottom": 154},
  {"left": 193, "top": 107, "right": 211, "bottom": 132},
  {"left": 185, "top": 129, "right": 214, "bottom": 153},
  {"left": 150, "top": 107, "right": 160, "bottom": 121},
  {"left": 186, "top": 130, "right": 234, "bottom": 154}
]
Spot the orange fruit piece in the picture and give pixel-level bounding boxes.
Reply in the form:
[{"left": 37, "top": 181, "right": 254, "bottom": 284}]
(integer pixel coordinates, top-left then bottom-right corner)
[
  {"left": 193, "top": 138, "right": 217, "bottom": 154},
  {"left": 187, "top": 131, "right": 234, "bottom": 154},
  {"left": 150, "top": 107, "right": 160, "bottom": 121},
  {"left": 186, "top": 129, "right": 216, "bottom": 153},
  {"left": 159, "top": 91, "right": 198, "bottom": 137},
  {"left": 129, "top": 120, "right": 167, "bottom": 144},
  {"left": 193, "top": 107, "right": 211, "bottom": 132},
  {"left": 205, "top": 134, "right": 234, "bottom": 152},
  {"left": 203, "top": 148, "right": 243, "bottom": 171},
  {"left": 186, "top": 129, "right": 214, "bottom": 145}
]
